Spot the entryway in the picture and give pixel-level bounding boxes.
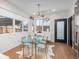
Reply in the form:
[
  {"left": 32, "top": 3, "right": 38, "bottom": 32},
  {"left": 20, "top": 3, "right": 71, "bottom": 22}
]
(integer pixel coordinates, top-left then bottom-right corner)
[{"left": 55, "top": 19, "right": 67, "bottom": 43}]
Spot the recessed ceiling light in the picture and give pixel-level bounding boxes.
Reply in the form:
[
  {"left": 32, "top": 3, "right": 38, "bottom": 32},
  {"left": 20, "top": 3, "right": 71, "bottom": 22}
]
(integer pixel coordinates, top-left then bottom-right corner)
[{"left": 52, "top": 9, "right": 56, "bottom": 12}]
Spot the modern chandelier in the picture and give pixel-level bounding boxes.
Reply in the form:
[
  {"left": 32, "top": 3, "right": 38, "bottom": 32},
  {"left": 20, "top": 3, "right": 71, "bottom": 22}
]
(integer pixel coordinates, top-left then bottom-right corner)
[{"left": 30, "top": 0, "right": 49, "bottom": 21}]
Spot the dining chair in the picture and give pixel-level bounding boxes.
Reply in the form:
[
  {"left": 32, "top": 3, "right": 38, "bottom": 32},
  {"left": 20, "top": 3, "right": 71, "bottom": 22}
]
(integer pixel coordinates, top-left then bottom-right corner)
[
  {"left": 34, "top": 35, "right": 46, "bottom": 53},
  {"left": 21, "top": 36, "right": 31, "bottom": 58}
]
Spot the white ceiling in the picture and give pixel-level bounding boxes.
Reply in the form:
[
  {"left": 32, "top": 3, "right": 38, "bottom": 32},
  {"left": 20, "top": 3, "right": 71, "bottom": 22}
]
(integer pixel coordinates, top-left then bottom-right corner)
[{"left": 6, "top": 0, "right": 76, "bottom": 15}]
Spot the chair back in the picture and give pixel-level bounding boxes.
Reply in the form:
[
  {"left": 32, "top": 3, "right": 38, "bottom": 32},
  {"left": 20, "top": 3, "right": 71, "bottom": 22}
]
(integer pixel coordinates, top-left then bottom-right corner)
[
  {"left": 21, "top": 36, "right": 30, "bottom": 44},
  {"left": 35, "top": 35, "right": 42, "bottom": 44}
]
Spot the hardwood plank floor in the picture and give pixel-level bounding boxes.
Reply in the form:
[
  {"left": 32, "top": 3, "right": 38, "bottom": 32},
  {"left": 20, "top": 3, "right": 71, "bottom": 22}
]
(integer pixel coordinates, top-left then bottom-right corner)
[
  {"left": 54, "top": 43, "right": 75, "bottom": 59},
  {"left": 4, "top": 42, "right": 75, "bottom": 59},
  {"left": 4, "top": 44, "right": 23, "bottom": 57}
]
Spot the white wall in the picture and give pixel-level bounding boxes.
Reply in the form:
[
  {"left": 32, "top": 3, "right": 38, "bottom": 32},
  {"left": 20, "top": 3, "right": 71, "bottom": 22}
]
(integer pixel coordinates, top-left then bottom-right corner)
[
  {"left": 0, "top": 0, "right": 29, "bottom": 53},
  {"left": 67, "top": 1, "right": 76, "bottom": 48},
  {"left": 0, "top": 7, "right": 27, "bottom": 21},
  {"left": 68, "top": 0, "right": 77, "bottom": 17},
  {"left": 48, "top": 0, "right": 77, "bottom": 43},
  {"left": 68, "top": 6, "right": 75, "bottom": 17},
  {"left": 49, "top": 10, "right": 69, "bottom": 42},
  {"left": 0, "top": 32, "right": 28, "bottom": 53},
  {"left": 0, "top": 0, "right": 29, "bottom": 19}
]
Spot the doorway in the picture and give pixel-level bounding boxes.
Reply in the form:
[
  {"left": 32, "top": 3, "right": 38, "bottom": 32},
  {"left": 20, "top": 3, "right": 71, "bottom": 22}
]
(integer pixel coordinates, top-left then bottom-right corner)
[{"left": 55, "top": 19, "right": 67, "bottom": 43}]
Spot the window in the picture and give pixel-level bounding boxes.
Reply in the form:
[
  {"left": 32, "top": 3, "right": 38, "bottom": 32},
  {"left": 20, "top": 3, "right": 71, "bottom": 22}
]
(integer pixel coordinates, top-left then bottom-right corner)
[
  {"left": 23, "top": 21, "right": 28, "bottom": 31},
  {"left": 0, "top": 16, "right": 13, "bottom": 34},
  {"left": 35, "top": 18, "right": 44, "bottom": 26},
  {"left": 15, "top": 20, "right": 22, "bottom": 32},
  {"left": 36, "top": 26, "right": 42, "bottom": 32},
  {"left": 35, "top": 17, "right": 50, "bottom": 32},
  {"left": 43, "top": 26, "right": 50, "bottom": 32},
  {"left": 24, "top": 24, "right": 28, "bottom": 31}
]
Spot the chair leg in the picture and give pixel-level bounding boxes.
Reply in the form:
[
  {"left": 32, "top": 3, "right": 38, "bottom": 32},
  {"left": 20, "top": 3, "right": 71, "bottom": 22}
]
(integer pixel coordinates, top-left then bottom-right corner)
[{"left": 38, "top": 48, "right": 39, "bottom": 52}]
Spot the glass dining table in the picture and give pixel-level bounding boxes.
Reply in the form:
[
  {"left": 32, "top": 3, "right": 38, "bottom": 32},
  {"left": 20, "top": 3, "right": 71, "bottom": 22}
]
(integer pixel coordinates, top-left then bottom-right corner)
[{"left": 21, "top": 36, "right": 48, "bottom": 59}]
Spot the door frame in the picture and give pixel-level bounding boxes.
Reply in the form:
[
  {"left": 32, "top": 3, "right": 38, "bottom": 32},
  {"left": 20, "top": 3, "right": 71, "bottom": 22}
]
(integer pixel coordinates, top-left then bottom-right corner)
[
  {"left": 68, "top": 16, "right": 72, "bottom": 47},
  {"left": 55, "top": 18, "right": 67, "bottom": 43}
]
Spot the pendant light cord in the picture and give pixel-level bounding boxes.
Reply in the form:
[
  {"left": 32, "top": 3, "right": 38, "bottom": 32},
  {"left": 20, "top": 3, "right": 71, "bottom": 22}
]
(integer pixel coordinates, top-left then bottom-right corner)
[{"left": 37, "top": 0, "right": 41, "bottom": 16}]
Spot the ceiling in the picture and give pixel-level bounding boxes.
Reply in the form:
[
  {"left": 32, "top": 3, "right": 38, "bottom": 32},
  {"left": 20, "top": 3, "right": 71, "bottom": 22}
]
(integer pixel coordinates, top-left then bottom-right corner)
[{"left": 6, "top": 0, "right": 76, "bottom": 15}]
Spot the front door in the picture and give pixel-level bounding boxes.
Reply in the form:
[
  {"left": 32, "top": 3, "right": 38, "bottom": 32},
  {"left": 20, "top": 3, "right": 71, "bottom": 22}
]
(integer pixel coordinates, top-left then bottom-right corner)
[{"left": 55, "top": 19, "right": 67, "bottom": 43}]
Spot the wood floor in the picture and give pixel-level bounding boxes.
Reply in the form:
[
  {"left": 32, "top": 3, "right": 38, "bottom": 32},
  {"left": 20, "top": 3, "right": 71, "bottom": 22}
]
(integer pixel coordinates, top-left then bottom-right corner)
[
  {"left": 4, "top": 42, "right": 75, "bottom": 59},
  {"left": 53, "top": 43, "right": 75, "bottom": 59}
]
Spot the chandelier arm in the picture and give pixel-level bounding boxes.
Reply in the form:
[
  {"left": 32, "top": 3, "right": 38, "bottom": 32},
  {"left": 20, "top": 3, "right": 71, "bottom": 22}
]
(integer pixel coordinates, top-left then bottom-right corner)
[{"left": 37, "top": 0, "right": 40, "bottom": 16}]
